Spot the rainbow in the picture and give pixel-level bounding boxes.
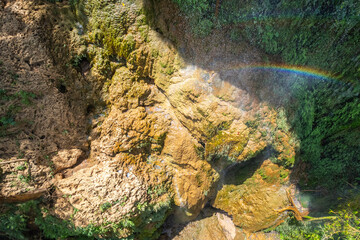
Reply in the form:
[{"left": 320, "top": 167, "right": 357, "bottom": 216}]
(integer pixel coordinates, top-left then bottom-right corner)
[{"left": 225, "top": 63, "right": 338, "bottom": 81}]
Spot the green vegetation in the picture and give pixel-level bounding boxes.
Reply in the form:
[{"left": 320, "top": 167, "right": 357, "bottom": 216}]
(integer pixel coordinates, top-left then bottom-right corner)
[
  {"left": 16, "top": 164, "right": 27, "bottom": 171},
  {"left": 172, "top": 0, "right": 359, "bottom": 80},
  {"left": 152, "top": 132, "right": 167, "bottom": 154},
  {"left": 245, "top": 119, "right": 259, "bottom": 129},
  {"left": 205, "top": 121, "right": 231, "bottom": 140},
  {"left": 0, "top": 89, "right": 36, "bottom": 136},
  {"left": 273, "top": 208, "right": 360, "bottom": 240},
  {"left": 147, "top": 185, "right": 167, "bottom": 199},
  {"left": 15, "top": 91, "right": 36, "bottom": 106},
  {"left": 0, "top": 197, "right": 172, "bottom": 240},
  {"left": 0, "top": 210, "right": 27, "bottom": 240},
  {"left": 172, "top": 0, "right": 216, "bottom": 37},
  {"left": 194, "top": 144, "right": 205, "bottom": 160},
  {"left": 100, "top": 202, "right": 112, "bottom": 212},
  {"left": 257, "top": 169, "right": 267, "bottom": 180},
  {"left": 269, "top": 192, "right": 360, "bottom": 239},
  {"left": 205, "top": 129, "right": 248, "bottom": 164},
  {"left": 70, "top": 53, "right": 87, "bottom": 68},
  {"left": 1, "top": 0, "right": 355, "bottom": 239},
  {"left": 18, "top": 174, "right": 31, "bottom": 184},
  {"left": 289, "top": 81, "right": 360, "bottom": 189}
]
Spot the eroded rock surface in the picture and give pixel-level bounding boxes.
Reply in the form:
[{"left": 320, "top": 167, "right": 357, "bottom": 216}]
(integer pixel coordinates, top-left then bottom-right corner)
[
  {"left": 172, "top": 213, "right": 280, "bottom": 240},
  {"left": 214, "top": 160, "right": 291, "bottom": 232},
  {"left": 0, "top": 0, "right": 86, "bottom": 202},
  {"left": 52, "top": 149, "right": 83, "bottom": 172},
  {"left": 0, "top": 0, "right": 303, "bottom": 238}
]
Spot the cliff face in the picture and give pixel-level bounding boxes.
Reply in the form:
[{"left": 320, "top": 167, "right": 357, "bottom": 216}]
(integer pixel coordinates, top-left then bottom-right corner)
[{"left": 0, "top": 0, "right": 325, "bottom": 239}]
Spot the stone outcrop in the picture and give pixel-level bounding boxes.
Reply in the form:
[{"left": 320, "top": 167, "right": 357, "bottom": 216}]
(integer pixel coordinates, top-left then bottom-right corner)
[
  {"left": 214, "top": 160, "right": 291, "bottom": 232},
  {"left": 172, "top": 213, "right": 280, "bottom": 240},
  {"left": 0, "top": 0, "right": 303, "bottom": 238},
  {"left": 52, "top": 149, "right": 83, "bottom": 172}
]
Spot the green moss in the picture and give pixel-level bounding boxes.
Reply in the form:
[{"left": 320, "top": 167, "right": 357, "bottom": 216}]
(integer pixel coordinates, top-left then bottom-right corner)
[
  {"left": 165, "top": 66, "right": 175, "bottom": 75},
  {"left": 206, "top": 130, "right": 248, "bottom": 163},
  {"left": 100, "top": 202, "right": 112, "bottom": 212},
  {"left": 138, "top": 25, "right": 149, "bottom": 42},
  {"left": 90, "top": 48, "right": 112, "bottom": 76},
  {"left": 194, "top": 144, "right": 205, "bottom": 160},
  {"left": 153, "top": 133, "right": 167, "bottom": 151},
  {"left": 280, "top": 169, "right": 289, "bottom": 179},
  {"left": 146, "top": 133, "right": 168, "bottom": 154},
  {"left": 214, "top": 184, "right": 250, "bottom": 212},
  {"left": 151, "top": 49, "right": 159, "bottom": 58},
  {"left": 195, "top": 173, "right": 203, "bottom": 186},
  {"left": 117, "top": 34, "right": 136, "bottom": 59},
  {"left": 197, "top": 107, "right": 208, "bottom": 117},
  {"left": 286, "top": 156, "right": 295, "bottom": 167},
  {"left": 159, "top": 61, "right": 167, "bottom": 68},
  {"left": 70, "top": 53, "right": 87, "bottom": 68},
  {"left": 205, "top": 121, "right": 231, "bottom": 139},
  {"left": 257, "top": 169, "right": 267, "bottom": 180}
]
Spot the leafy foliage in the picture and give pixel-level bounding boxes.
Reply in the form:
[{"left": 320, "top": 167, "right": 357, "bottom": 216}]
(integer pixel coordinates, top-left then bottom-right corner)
[
  {"left": 173, "top": 0, "right": 360, "bottom": 79},
  {"left": 100, "top": 202, "right": 112, "bottom": 212},
  {"left": 0, "top": 197, "right": 172, "bottom": 240},
  {"left": 172, "top": 0, "right": 217, "bottom": 37},
  {"left": 274, "top": 197, "right": 360, "bottom": 240},
  {"left": 273, "top": 215, "right": 323, "bottom": 240},
  {"left": 0, "top": 211, "right": 27, "bottom": 240},
  {"left": 289, "top": 81, "right": 360, "bottom": 189},
  {"left": 0, "top": 201, "right": 37, "bottom": 240}
]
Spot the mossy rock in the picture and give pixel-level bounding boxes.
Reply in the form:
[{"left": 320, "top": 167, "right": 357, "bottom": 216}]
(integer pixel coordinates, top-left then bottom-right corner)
[
  {"left": 116, "top": 34, "right": 136, "bottom": 59},
  {"left": 214, "top": 161, "right": 290, "bottom": 231},
  {"left": 206, "top": 130, "right": 248, "bottom": 162}
]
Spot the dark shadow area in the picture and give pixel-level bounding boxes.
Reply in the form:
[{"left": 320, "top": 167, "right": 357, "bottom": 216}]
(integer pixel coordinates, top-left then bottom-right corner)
[
  {"left": 79, "top": 58, "right": 91, "bottom": 75},
  {"left": 56, "top": 82, "right": 68, "bottom": 93},
  {"left": 223, "top": 146, "right": 276, "bottom": 186}
]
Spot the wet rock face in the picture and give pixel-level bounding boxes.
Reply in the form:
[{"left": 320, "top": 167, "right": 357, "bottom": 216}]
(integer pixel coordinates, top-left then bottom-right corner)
[
  {"left": 161, "top": 124, "right": 219, "bottom": 221},
  {"left": 214, "top": 160, "right": 290, "bottom": 232},
  {"left": 155, "top": 62, "right": 298, "bottom": 230},
  {"left": 1, "top": 0, "right": 300, "bottom": 238}
]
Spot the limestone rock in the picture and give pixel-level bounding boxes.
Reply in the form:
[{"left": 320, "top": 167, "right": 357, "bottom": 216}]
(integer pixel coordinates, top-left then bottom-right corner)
[
  {"left": 214, "top": 160, "right": 290, "bottom": 232},
  {"left": 54, "top": 159, "right": 148, "bottom": 228},
  {"left": 0, "top": 0, "right": 302, "bottom": 237},
  {"left": 172, "top": 213, "right": 244, "bottom": 240},
  {"left": 172, "top": 212, "right": 281, "bottom": 240},
  {"left": 161, "top": 118, "right": 219, "bottom": 221},
  {"left": 52, "top": 149, "right": 83, "bottom": 172}
]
